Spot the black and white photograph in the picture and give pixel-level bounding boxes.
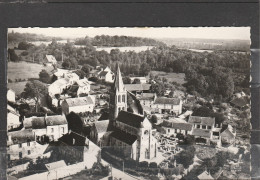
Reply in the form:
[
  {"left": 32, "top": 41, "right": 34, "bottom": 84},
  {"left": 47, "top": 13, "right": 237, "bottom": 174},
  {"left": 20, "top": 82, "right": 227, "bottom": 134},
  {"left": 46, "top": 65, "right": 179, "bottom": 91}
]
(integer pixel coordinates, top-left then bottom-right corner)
[{"left": 7, "top": 27, "right": 251, "bottom": 180}]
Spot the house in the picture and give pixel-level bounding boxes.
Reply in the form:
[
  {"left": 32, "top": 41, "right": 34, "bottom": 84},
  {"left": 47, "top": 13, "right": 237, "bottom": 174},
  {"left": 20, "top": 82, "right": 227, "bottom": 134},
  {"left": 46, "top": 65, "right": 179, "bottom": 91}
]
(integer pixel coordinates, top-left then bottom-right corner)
[
  {"left": 221, "top": 124, "right": 236, "bottom": 144},
  {"left": 129, "top": 77, "right": 147, "bottom": 84},
  {"left": 161, "top": 118, "right": 193, "bottom": 136},
  {"left": 53, "top": 68, "right": 70, "bottom": 80},
  {"left": 44, "top": 55, "right": 57, "bottom": 66},
  {"left": 7, "top": 89, "right": 16, "bottom": 102},
  {"left": 7, "top": 129, "right": 49, "bottom": 160},
  {"left": 61, "top": 96, "right": 95, "bottom": 115},
  {"left": 7, "top": 105, "right": 21, "bottom": 131},
  {"left": 137, "top": 93, "right": 157, "bottom": 107},
  {"left": 98, "top": 67, "right": 114, "bottom": 83},
  {"left": 124, "top": 84, "right": 151, "bottom": 94},
  {"left": 197, "top": 171, "right": 214, "bottom": 180},
  {"left": 48, "top": 78, "right": 70, "bottom": 97},
  {"left": 152, "top": 97, "right": 182, "bottom": 115},
  {"left": 23, "top": 114, "right": 68, "bottom": 142},
  {"left": 76, "top": 78, "right": 91, "bottom": 96},
  {"left": 57, "top": 131, "right": 100, "bottom": 165},
  {"left": 64, "top": 72, "right": 80, "bottom": 84},
  {"left": 188, "top": 116, "right": 221, "bottom": 146},
  {"left": 90, "top": 120, "right": 110, "bottom": 146}
]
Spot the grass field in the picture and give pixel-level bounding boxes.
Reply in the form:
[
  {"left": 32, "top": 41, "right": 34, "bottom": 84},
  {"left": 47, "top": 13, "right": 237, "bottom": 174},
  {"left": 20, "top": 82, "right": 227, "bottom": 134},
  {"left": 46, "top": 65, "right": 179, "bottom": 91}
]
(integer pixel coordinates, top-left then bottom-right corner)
[
  {"left": 8, "top": 61, "right": 53, "bottom": 95},
  {"left": 150, "top": 71, "right": 186, "bottom": 85}
]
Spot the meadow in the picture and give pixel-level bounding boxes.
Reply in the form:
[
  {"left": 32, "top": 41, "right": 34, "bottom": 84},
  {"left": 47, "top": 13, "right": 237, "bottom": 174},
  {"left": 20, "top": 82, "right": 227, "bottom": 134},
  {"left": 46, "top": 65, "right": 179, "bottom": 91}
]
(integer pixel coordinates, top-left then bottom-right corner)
[{"left": 150, "top": 71, "right": 186, "bottom": 85}]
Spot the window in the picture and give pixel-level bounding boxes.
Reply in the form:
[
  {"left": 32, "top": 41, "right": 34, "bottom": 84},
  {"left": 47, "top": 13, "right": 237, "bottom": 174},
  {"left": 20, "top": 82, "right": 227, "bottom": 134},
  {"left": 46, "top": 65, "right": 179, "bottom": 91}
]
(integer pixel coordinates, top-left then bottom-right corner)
[
  {"left": 202, "top": 125, "right": 206, "bottom": 129},
  {"left": 19, "top": 152, "right": 22, "bottom": 159},
  {"left": 18, "top": 143, "right": 22, "bottom": 148},
  {"left": 27, "top": 142, "right": 30, "bottom": 146},
  {"left": 28, "top": 150, "right": 31, "bottom": 155},
  {"left": 196, "top": 125, "right": 200, "bottom": 129},
  {"left": 62, "top": 127, "right": 65, "bottom": 133},
  {"left": 122, "top": 95, "right": 125, "bottom": 102},
  {"left": 51, "top": 128, "right": 54, "bottom": 133},
  {"left": 208, "top": 126, "right": 211, "bottom": 129},
  {"left": 118, "top": 95, "right": 121, "bottom": 103},
  {"left": 168, "top": 129, "right": 170, "bottom": 133}
]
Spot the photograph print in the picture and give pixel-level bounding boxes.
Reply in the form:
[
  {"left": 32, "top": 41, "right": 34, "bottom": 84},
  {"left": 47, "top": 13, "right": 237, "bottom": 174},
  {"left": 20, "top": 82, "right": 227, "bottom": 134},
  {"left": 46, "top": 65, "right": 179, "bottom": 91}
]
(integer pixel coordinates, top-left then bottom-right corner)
[{"left": 7, "top": 27, "right": 251, "bottom": 180}]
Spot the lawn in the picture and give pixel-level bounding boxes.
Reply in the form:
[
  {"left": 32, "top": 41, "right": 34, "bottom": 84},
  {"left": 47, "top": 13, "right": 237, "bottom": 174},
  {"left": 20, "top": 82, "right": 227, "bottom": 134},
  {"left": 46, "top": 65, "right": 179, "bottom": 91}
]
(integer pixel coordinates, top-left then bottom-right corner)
[
  {"left": 150, "top": 71, "right": 186, "bottom": 85},
  {"left": 7, "top": 61, "right": 53, "bottom": 95}
]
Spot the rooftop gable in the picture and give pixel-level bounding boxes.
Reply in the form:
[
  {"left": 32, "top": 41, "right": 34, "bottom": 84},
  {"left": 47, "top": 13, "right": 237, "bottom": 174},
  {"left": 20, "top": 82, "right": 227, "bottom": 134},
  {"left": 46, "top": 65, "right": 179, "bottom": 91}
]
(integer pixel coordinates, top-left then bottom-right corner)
[
  {"left": 65, "top": 96, "right": 94, "bottom": 107},
  {"left": 154, "top": 97, "right": 181, "bottom": 105},
  {"left": 188, "top": 116, "right": 215, "bottom": 126}
]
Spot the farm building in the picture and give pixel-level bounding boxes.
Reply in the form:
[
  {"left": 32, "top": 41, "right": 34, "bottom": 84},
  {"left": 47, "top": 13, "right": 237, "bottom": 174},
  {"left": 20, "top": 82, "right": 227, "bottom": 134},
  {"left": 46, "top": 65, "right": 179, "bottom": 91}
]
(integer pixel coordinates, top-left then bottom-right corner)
[{"left": 152, "top": 97, "right": 182, "bottom": 115}]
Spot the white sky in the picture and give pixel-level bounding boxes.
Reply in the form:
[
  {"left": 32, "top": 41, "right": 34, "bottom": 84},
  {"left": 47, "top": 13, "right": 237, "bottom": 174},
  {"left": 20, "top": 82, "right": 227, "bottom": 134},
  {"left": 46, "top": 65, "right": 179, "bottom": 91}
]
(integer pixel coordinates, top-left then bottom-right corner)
[{"left": 8, "top": 27, "right": 250, "bottom": 40}]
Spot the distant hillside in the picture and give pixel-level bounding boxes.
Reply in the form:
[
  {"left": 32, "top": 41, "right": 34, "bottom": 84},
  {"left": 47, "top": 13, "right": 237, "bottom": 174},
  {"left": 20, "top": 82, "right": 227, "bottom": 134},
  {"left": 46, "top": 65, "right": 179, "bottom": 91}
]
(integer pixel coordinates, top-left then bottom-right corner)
[
  {"left": 75, "top": 35, "right": 166, "bottom": 47},
  {"left": 156, "top": 38, "right": 250, "bottom": 52}
]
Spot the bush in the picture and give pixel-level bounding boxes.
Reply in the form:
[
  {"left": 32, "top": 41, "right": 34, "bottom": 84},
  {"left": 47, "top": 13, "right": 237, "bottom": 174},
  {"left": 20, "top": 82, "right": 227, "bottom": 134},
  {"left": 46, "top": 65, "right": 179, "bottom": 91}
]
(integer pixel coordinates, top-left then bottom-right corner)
[
  {"left": 139, "top": 161, "right": 149, "bottom": 168},
  {"left": 21, "top": 51, "right": 29, "bottom": 56},
  {"left": 149, "top": 162, "right": 158, "bottom": 168}
]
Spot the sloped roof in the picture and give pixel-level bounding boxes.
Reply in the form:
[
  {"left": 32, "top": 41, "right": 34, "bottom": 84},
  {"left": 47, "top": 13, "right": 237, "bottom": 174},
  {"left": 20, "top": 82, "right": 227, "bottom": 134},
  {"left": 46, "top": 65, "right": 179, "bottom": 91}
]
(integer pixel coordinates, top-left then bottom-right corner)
[
  {"left": 162, "top": 120, "right": 192, "bottom": 131},
  {"left": 65, "top": 96, "right": 94, "bottom": 107},
  {"left": 154, "top": 97, "right": 181, "bottom": 105},
  {"left": 110, "top": 130, "right": 137, "bottom": 145},
  {"left": 192, "top": 129, "right": 211, "bottom": 138},
  {"left": 94, "top": 120, "right": 109, "bottom": 133},
  {"left": 117, "top": 111, "right": 145, "bottom": 128},
  {"left": 51, "top": 78, "right": 70, "bottom": 87},
  {"left": 77, "top": 79, "right": 90, "bottom": 87},
  {"left": 230, "top": 97, "right": 248, "bottom": 108},
  {"left": 45, "top": 160, "right": 66, "bottom": 171},
  {"left": 46, "top": 55, "right": 57, "bottom": 63},
  {"left": 188, "top": 116, "right": 215, "bottom": 126},
  {"left": 137, "top": 93, "right": 156, "bottom": 100},
  {"left": 8, "top": 129, "right": 35, "bottom": 145},
  {"left": 45, "top": 115, "right": 67, "bottom": 126},
  {"left": 197, "top": 171, "right": 214, "bottom": 180},
  {"left": 99, "top": 71, "right": 108, "bottom": 76},
  {"left": 114, "top": 66, "right": 125, "bottom": 92},
  {"left": 125, "top": 84, "right": 151, "bottom": 91},
  {"left": 31, "top": 117, "right": 46, "bottom": 129},
  {"left": 59, "top": 131, "right": 88, "bottom": 151},
  {"left": 221, "top": 128, "right": 235, "bottom": 138}
]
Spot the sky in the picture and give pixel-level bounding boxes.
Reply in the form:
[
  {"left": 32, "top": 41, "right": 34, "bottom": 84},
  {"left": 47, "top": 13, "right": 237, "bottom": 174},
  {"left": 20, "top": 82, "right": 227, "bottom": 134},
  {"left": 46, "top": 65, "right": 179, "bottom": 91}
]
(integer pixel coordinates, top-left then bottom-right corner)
[{"left": 8, "top": 27, "right": 250, "bottom": 40}]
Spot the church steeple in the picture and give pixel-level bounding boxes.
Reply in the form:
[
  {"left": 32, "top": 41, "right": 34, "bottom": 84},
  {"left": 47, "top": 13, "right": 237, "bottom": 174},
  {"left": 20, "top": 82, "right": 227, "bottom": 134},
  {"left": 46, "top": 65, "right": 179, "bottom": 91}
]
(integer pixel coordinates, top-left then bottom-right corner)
[
  {"left": 109, "top": 64, "right": 127, "bottom": 122},
  {"left": 114, "top": 65, "right": 125, "bottom": 92}
]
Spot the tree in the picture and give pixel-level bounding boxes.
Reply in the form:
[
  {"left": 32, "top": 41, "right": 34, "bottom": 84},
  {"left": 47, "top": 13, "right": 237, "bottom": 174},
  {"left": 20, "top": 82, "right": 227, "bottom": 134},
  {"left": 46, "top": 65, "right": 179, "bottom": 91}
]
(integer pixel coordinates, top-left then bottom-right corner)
[
  {"left": 132, "top": 78, "right": 141, "bottom": 84},
  {"left": 74, "top": 69, "right": 86, "bottom": 79},
  {"left": 150, "top": 115, "right": 158, "bottom": 124},
  {"left": 18, "top": 41, "right": 34, "bottom": 50},
  {"left": 81, "top": 64, "right": 90, "bottom": 74},
  {"left": 22, "top": 80, "right": 47, "bottom": 112},
  {"left": 39, "top": 70, "right": 51, "bottom": 83},
  {"left": 123, "top": 76, "right": 131, "bottom": 84},
  {"left": 150, "top": 82, "right": 166, "bottom": 96},
  {"left": 8, "top": 49, "right": 19, "bottom": 62},
  {"left": 183, "top": 135, "right": 195, "bottom": 145},
  {"left": 62, "top": 60, "right": 71, "bottom": 69}
]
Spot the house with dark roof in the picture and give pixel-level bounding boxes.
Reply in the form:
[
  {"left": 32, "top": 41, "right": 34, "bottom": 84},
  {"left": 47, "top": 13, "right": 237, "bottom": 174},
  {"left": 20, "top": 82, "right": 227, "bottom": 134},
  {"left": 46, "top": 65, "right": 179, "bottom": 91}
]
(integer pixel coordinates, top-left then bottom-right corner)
[
  {"left": 7, "top": 129, "right": 49, "bottom": 160},
  {"left": 58, "top": 131, "right": 100, "bottom": 165},
  {"left": 90, "top": 120, "right": 110, "bottom": 146},
  {"left": 230, "top": 97, "right": 249, "bottom": 110},
  {"left": 61, "top": 96, "right": 95, "bottom": 115},
  {"left": 23, "top": 114, "right": 68, "bottom": 142},
  {"left": 161, "top": 118, "right": 193, "bottom": 136},
  {"left": 98, "top": 66, "right": 114, "bottom": 83},
  {"left": 152, "top": 97, "right": 182, "bottom": 115},
  {"left": 188, "top": 116, "right": 221, "bottom": 146}
]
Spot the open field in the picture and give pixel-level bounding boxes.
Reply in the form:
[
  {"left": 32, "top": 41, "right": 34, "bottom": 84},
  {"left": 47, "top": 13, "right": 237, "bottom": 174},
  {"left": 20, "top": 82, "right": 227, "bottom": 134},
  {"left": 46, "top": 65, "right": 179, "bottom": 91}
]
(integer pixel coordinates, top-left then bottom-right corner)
[
  {"left": 8, "top": 61, "right": 53, "bottom": 95},
  {"left": 150, "top": 71, "right": 186, "bottom": 85}
]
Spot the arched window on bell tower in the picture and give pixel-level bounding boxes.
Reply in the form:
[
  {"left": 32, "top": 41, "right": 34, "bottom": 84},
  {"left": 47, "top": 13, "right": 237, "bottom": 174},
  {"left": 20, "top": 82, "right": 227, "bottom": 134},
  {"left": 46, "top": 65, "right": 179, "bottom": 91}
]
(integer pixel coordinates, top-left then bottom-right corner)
[
  {"left": 118, "top": 95, "right": 121, "bottom": 103},
  {"left": 122, "top": 95, "right": 125, "bottom": 102}
]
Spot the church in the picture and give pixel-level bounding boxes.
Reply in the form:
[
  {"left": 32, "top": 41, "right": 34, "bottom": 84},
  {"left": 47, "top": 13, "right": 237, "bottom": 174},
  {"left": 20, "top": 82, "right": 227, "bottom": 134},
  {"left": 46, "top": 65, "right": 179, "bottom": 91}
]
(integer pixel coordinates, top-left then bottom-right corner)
[{"left": 106, "top": 66, "right": 158, "bottom": 162}]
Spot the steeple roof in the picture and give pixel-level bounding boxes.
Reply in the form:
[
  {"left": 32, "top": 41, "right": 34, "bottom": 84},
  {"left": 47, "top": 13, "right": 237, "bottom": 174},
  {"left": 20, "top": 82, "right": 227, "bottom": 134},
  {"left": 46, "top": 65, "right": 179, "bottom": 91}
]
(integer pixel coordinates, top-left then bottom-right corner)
[{"left": 114, "top": 65, "right": 125, "bottom": 92}]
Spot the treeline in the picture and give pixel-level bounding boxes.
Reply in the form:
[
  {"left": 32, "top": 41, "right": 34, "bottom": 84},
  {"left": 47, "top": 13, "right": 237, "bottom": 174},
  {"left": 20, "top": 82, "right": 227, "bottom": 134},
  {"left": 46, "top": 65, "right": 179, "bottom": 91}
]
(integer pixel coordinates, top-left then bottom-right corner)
[
  {"left": 74, "top": 35, "right": 165, "bottom": 47},
  {"left": 8, "top": 32, "right": 62, "bottom": 44},
  {"left": 12, "top": 39, "right": 250, "bottom": 99}
]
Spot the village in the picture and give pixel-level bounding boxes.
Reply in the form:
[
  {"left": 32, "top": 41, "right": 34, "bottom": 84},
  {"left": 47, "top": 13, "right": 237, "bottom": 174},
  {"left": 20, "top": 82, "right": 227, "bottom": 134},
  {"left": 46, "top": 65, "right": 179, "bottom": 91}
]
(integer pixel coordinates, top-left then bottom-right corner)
[{"left": 6, "top": 28, "right": 252, "bottom": 180}]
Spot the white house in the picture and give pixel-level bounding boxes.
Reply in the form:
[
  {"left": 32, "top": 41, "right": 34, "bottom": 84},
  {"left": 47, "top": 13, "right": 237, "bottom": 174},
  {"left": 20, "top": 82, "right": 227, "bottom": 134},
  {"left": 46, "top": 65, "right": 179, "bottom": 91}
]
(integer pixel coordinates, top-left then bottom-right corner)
[
  {"left": 90, "top": 120, "right": 110, "bottom": 146},
  {"left": 7, "top": 129, "right": 49, "bottom": 160},
  {"left": 48, "top": 78, "right": 70, "bottom": 97},
  {"left": 7, "top": 89, "right": 16, "bottom": 102},
  {"left": 98, "top": 66, "right": 114, "bottom": 83},
  {"left": 152, "top": 97, "right": 182, "bottom": 115},
  {"left": 221, "top": 124, "right": 236, "bottom": 144},
  {"left": 61, "top": 96, "right": 95, "bottom": 115},
  {"left": 44, "top": 55, "right": 57, "bottom": 66},
  {"left": 23, "top": 114, "right": 68, "bottom": 142},
  {"left": 7, "top": 105, "right": 20, "bottom": 131},
  {"left": 137, "top": 93, "right": 157, "bottom": 107},
  {"left": 64, "top": 72, "right": 80, "bottom": 84},
  {"left": 53, "top": 68, "right": 70, "bottom": 79},
  {"left": 76, "top": 78, "right": 91, "bottom": 96},
  {"left": 161, "top": 118, "right": 193, "bottom": 137},
  {"left": 130, "top": 77, "right": 147, "bottom": 84}
]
